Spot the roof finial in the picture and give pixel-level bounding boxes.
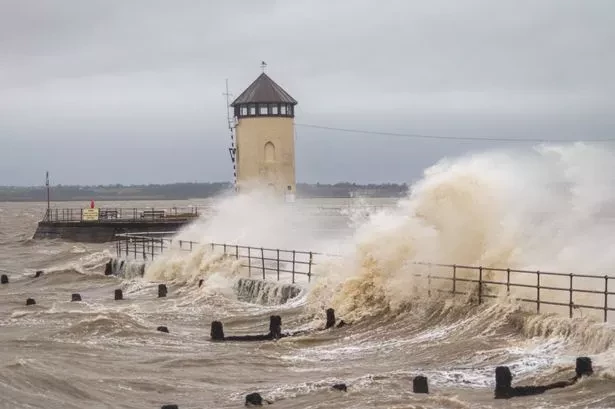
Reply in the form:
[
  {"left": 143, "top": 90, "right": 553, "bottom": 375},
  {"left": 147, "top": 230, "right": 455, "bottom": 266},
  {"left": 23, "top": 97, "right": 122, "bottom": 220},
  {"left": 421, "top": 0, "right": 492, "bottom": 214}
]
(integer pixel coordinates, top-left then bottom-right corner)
[{"left": 261, "top": 61, "right": 267, "bottom": 73}]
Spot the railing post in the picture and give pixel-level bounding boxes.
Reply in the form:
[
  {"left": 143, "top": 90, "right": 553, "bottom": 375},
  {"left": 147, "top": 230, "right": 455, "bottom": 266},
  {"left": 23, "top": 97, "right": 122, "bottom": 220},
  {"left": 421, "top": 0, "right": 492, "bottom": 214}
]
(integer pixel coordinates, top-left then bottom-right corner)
[
  {"left": 506, "top": 268, "right": 511, "bottom": 295},
  {"left": 536, "top": 271, "right": 541, "bottom": 314},
  {"left": 428, "top": 271, "right": 432, "bottom": 297},
  {"left": 134, "top": 241, "right": 137, "bottom": 260},
  {"left": 604, "top": 275, "right": 609, "bottom": 322},
  {"left": 308, "top": 252, "right": 313, "bottom": 283},
  {"left": 190, "top": 241, "right": 193, "bottom": 251},
  {"left": 160, "top": 238, "right": 163, "bottom": 253},
  {"left": 276, "top": 249, "right": 280, "bottom": 281},
  {"left": 151, "top": 238, "right": 155, "bottom": 260},
  {"left": 248, "top": 247, "right": 251, "bottom": 277},
  {"left": 224, "top": 243, "right": 227, "bottom": 255},
  {"left": 292, "top": 250, "right": 296, "bottom": 284},
  {"left": 179, "top": 240, "right": 183, "bottom": 250},
  {"left": 125, "top": 238, "right": 128, "bottom": 257},
  {"left": 261, "top": 247, "right": 265, "bottom": 280},
  {"left": 452, "top": 264, "right": 456, "bottom": 294},
  {"left": 478, "top": 266, "right": 483, "bottom": 304},
  {"left": 569, "top": 273, "right": 574, "bottom": 318},
  {"left": 235, "top": 245, "right": 239, "bottom": 260}
]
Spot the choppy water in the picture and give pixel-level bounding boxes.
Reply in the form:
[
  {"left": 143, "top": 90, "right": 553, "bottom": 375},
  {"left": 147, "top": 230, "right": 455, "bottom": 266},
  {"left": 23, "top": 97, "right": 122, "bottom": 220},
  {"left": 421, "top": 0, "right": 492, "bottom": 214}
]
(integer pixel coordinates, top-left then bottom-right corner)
[{"left": 3, "top": 145, "right": 615, "bottom": 408}]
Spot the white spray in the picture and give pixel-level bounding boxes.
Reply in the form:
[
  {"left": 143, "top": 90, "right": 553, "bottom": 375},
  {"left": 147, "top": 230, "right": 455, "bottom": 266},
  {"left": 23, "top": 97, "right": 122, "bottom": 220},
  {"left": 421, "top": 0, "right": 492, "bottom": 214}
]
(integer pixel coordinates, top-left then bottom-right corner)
[
  {"left": 142, "top": 143, "right": 615, "bottom": 325},
  {"left": 308, "top": 142, "right": 615, "bottom": 321}
]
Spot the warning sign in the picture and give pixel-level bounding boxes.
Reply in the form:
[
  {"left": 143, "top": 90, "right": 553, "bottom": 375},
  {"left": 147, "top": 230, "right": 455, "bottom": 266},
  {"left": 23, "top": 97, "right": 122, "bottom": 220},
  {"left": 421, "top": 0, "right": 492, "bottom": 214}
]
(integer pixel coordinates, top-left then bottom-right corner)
[{"left": 82, "top": 208, "right": 100, "bottom": 221}]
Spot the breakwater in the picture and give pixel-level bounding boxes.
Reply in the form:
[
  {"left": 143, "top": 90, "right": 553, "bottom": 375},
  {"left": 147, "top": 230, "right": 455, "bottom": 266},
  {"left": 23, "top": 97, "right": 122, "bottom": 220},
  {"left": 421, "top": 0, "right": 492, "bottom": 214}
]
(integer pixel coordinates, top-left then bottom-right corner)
[{"left": 32, "top": 206, "right": 199, "bottom": 243}]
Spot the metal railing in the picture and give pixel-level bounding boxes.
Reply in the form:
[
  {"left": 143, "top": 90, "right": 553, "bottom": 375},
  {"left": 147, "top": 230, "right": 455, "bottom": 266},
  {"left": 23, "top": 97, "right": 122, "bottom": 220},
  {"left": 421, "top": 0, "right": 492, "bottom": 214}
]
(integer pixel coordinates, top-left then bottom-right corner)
[
  {"left": 114, "top": 232, "right": 615, "bottom": 322},
  {"left": 43, "top": 206, "right": 200, "bottom": 223},
  {"left": 41, "top": 203, "right": 390, "bottom": 223},
  {"left": 411, "top": 262, "right": 614, "bottom": 322},
  {"left": 115, "top": 233, "right": 315, "bottom": 284}
]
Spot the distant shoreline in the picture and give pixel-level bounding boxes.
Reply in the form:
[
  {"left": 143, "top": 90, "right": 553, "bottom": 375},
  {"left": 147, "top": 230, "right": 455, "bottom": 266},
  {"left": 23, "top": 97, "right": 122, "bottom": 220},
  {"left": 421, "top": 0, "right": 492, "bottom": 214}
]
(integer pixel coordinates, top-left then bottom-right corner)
[{"left": 0, "top": 182, "right": 408, "bottom": 202}]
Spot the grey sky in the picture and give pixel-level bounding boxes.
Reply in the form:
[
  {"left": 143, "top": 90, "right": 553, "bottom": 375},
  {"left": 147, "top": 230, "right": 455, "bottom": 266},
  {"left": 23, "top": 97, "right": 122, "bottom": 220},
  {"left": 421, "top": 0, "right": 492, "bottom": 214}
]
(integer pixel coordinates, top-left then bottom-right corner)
[{"left": 0, "top": 0, "right": 613, "bottom": 186}]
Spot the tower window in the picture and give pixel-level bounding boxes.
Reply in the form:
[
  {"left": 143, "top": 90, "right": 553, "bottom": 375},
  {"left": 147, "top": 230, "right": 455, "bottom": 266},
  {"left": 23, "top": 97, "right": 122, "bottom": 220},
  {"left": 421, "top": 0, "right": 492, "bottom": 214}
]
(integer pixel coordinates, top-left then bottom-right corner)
[
  {"left": 264, "top": 141, "right": 276, "bottom": 162},
  {"left": 288, "top": 105, "right": 293, "bottom": 116},
  {"left": 270, "top": 104, "right": 278, "bottom": 115},
  {"left": 240, "top": 106, "right": 248, "bottom": 116},
  {"left": 280, "top": 105, "right": 287, "bottom": 115},
  {"left": 249, "top": 104, "right": 256, "bottom": 115},
  {"left": 259, "top": 104, "right": 268, "bottom": 115}
]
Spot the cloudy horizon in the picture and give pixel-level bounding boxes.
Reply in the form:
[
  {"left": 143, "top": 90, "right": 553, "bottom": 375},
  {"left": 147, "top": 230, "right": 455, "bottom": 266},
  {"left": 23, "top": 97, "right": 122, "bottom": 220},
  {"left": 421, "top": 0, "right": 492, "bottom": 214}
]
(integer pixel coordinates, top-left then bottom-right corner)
[{"left": 1, "top": 0, "right": 614, "bottom": 186}]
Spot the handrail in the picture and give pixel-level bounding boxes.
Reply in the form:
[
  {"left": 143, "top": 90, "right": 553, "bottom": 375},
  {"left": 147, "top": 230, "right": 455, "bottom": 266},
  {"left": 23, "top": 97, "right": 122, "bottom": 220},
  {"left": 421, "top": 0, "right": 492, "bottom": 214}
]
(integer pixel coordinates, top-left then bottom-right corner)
[
  {"left": 113, "top": 232, "right": 614, "bottom": 322},
  {"left": 41, "top": 207, "right": 200, "bottom": 223}
]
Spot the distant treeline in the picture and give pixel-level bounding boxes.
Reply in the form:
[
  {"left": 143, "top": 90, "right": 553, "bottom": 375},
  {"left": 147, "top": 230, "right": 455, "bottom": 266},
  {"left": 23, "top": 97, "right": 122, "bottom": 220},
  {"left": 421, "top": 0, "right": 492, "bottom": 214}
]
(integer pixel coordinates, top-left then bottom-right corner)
[
  {"left": 0, "top": 182, "right": 408, "bottom": 202},
  {"left": 296, "top": 182, "right": 408, "bottom": 198}
]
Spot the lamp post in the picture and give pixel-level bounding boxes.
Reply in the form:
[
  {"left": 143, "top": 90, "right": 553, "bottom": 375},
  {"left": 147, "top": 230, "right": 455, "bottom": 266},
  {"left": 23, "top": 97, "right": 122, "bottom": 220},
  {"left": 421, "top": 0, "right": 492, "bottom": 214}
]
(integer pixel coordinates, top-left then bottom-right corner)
[{"left": 45, "top": 171, "right": 50, "bottom": 218}]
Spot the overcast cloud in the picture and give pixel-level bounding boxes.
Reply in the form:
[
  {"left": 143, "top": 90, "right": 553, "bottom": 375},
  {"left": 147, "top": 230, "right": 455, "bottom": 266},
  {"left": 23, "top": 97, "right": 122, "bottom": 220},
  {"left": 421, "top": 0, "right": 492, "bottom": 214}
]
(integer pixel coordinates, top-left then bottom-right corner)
[{"left": 0, "top": 0, "right": 613, "bottom": 186}]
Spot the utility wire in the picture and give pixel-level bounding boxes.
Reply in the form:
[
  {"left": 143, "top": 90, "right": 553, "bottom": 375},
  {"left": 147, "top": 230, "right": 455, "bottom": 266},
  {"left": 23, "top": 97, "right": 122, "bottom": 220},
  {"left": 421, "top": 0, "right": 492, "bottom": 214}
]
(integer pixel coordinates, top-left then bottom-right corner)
[{"left": 295, "top": 123, "right": 615, "bottom": 143}]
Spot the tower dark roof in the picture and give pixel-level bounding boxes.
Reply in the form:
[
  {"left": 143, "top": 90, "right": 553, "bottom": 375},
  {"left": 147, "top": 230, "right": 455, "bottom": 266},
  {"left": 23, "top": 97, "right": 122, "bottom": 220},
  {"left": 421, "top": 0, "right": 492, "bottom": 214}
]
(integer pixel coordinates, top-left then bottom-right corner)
[{"left": 231, "top": 73, "right": 297, "bottom": 106}]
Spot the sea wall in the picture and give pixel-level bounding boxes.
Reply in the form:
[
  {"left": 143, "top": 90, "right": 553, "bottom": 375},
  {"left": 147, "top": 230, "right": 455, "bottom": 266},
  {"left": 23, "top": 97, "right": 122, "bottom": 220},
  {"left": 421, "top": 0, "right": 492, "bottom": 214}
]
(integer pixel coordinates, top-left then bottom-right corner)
[
  {"left": 235, "top": 277, "right": 303, "bottom": 305},
  {"left": 105, "top": 258, "right": 303, "bottom": 305},
  {"left": 33, "top": 221, "right": 190, "bottom": 243}
]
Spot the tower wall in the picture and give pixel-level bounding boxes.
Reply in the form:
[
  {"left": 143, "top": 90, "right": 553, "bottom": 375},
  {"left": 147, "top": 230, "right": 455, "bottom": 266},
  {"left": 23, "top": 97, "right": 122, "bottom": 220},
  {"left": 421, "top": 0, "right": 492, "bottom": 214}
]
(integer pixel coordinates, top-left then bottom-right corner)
[{"left": 235, "top": 116, "right": 296, "bottom": 194}]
